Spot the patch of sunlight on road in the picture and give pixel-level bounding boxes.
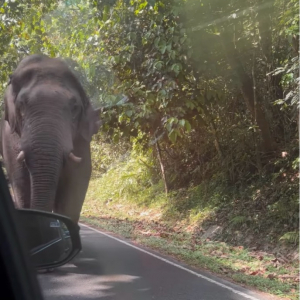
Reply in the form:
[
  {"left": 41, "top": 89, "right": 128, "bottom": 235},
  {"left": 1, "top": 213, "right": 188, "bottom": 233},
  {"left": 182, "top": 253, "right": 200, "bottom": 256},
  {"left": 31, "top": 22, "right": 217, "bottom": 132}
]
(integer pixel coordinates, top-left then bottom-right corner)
[
  {"left": 39, "top": 262, "right": 141, "bottom": 299},
  {"left": 99, "top": 274, "right": 140, "bottom": 283},
  {"left": 39, "top": 272, "right": 115, "bottom": 298}
]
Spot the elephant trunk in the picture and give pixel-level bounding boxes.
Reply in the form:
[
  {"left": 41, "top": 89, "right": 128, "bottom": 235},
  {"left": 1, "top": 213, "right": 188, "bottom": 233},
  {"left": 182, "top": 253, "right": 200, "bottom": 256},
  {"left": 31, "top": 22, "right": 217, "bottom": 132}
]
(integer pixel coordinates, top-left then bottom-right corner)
[
  {"left": 20, "top": 110, "right": 74, "bottom": 211},
  {"left": 26, "top": 125, "right": 64, "bottom": 211},
  {"left": 30, "top": 160, "right": 61, "bottom": 211}
]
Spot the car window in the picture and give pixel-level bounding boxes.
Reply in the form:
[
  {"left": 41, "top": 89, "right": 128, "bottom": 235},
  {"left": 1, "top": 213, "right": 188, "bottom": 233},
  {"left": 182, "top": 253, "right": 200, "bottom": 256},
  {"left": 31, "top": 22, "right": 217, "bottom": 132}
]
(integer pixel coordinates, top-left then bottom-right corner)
[{"left": 0, "top": 1, "right": 299, "bottom": 300}]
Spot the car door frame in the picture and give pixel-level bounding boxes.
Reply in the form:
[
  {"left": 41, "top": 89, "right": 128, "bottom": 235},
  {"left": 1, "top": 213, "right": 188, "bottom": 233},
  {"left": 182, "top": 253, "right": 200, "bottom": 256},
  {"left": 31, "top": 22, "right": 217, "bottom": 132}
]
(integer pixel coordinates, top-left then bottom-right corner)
[{"left": 0, "top": 162, "right": 44, "bottom": 300}]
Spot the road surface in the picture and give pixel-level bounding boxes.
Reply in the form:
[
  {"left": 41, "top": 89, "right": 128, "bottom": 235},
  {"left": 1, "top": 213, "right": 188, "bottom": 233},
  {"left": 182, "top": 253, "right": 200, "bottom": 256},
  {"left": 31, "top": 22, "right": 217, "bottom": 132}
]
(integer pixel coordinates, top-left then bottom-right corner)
[{"left": 38, "top": 224, "right": 269, "bottom": 300}]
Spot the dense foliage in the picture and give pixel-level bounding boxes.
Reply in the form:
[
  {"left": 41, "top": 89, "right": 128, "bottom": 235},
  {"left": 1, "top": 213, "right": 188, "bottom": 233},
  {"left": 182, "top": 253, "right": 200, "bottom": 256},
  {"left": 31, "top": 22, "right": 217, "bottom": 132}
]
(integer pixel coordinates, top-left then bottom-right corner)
[{"left": 0, "top": 0, "right": 299, "bottom": 237}]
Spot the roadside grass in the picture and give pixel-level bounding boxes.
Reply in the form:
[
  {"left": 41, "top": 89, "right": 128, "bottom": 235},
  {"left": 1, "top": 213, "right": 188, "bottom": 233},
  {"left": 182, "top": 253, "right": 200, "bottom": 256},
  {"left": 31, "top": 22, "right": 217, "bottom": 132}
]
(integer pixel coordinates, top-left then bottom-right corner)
[{"left": 81, "top": 180, "right": 299, "bottom": 300}]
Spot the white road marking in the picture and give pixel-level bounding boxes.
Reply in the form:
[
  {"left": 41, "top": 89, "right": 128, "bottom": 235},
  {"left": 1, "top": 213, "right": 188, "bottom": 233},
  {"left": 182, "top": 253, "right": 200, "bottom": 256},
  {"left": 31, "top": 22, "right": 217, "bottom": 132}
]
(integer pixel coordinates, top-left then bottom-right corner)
[{"left": 80, "top": 223, "right": 263, "bottom": 300}]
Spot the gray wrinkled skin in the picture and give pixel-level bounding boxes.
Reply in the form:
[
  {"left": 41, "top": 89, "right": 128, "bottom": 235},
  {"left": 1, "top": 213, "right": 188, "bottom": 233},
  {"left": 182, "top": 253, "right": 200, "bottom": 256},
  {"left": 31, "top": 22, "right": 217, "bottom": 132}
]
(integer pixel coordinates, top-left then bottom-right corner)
[{"left": 0, "top": 54, "right": 101, "bottom": 223}]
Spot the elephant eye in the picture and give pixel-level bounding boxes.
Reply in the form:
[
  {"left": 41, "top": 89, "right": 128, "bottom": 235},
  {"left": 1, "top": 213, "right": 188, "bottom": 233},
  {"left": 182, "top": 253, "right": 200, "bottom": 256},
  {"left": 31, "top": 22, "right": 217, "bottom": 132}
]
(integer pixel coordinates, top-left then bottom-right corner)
[{"left": 71, "top": 104, "right": 80, "bottom": 118}]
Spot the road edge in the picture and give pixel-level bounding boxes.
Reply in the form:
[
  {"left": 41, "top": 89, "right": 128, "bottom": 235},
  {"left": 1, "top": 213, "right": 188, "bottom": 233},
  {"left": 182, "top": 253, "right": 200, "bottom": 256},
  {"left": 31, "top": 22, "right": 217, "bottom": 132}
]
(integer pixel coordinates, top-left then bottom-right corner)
[{"left": 79, "top": 221, "right": 282, "bottom": 300}]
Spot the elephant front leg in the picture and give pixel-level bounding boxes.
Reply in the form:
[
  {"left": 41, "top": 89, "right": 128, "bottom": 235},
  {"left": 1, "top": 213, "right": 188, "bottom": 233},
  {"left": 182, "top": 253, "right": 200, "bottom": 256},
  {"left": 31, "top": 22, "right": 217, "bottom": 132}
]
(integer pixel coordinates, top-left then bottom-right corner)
[
  {"left": 10, "top": 165, "right": 31, "bottom": 208},
  {"left": 54, "top": 179, "right": 90, "bottom": 223},
  {"left": 54, "top": 167, "right": 91, "bottom": 223},
  {"left": 54, "top": 138, "right": 92, "bottom": 223},
  {"left": 2, "top": 121, "right": 31, "bottom": 208}
]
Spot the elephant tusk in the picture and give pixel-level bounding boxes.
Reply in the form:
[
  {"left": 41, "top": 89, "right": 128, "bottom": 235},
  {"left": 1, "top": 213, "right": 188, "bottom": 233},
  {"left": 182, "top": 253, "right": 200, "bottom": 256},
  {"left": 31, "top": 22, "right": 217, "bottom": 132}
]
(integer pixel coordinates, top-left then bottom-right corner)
[
  {"left": 69, "top": 152, "right": 82, "bottom": 163},
  {"left": 16, "top": 151, "right": 25, "bottom": 162}
]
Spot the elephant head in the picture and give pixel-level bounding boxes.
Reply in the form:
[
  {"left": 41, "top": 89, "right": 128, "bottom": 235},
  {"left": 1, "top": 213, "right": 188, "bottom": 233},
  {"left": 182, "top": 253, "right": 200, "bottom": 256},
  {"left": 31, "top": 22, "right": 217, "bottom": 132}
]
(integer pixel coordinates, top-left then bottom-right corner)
[{"left": 4, "top": 54, "right": 100, "bottom": 211}]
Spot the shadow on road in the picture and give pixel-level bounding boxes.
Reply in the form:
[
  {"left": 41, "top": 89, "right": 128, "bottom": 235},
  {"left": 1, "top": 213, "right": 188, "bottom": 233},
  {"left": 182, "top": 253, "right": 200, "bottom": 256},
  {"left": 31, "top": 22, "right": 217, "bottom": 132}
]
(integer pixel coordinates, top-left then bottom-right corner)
[
  {"left": 38, "top": 226, "right": 264, "bottom": 300},
  {"left": 38, "top": 243, "right": 150, "bottom": 299}
]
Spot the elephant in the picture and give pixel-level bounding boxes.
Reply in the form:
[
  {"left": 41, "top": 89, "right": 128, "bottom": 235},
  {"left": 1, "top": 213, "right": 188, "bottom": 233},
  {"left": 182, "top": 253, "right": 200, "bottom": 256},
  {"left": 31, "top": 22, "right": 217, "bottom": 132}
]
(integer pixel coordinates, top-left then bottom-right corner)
[{"left": 0, "top": 54, "right": 101, "bottom": 223}]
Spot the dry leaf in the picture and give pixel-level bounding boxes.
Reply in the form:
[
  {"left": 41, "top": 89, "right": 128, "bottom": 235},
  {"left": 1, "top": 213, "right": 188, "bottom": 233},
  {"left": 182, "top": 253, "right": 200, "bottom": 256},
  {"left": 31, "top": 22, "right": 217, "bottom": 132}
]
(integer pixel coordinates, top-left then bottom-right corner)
[
  {"left": 267, "top": 273, "right": 276, "bottom": 280},
  {"left": 219, "top": 267, "right": 229, "bottom": 274},
  {"left": 250, "top": 270, "right": 259, "bottom": 276}
]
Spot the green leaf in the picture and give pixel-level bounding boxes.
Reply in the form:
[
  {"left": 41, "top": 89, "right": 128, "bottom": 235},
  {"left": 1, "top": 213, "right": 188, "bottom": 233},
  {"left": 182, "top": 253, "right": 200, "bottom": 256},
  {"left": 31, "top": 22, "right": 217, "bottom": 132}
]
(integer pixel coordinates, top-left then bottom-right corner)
[
  {"left": 153, "top": 61, "right": 163, "bottom": 70},
  {"left": 171, "top": 63, "right": 182, "bottom": 76},
  {"left": 157, "top": 39, "right": 167, "bottom": 54},
  {"left": 168, "top": 129, "right": 177, "bottom": 143},
  {"left": 179, "top": 119, "right": 185, "bottom": 127},
  {"left": 126, "top": 110, "right": 133, "bottom": 117},
  {"left": 185, "top": 120, "right": 191, "bottom": 132},
  {"left": 168, "top": 117, "right": 178, "bottom": 125}
]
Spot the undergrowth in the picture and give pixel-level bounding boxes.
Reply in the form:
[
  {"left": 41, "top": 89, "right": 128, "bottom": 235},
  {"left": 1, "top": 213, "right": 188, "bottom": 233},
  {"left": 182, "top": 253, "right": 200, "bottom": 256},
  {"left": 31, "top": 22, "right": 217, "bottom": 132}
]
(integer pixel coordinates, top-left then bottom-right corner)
[
  {"left": 85, "top": 151, "right": 299, "bottom": 250},
  {"left": 82, "top": 151, "right": 299, "bottom": 299}
]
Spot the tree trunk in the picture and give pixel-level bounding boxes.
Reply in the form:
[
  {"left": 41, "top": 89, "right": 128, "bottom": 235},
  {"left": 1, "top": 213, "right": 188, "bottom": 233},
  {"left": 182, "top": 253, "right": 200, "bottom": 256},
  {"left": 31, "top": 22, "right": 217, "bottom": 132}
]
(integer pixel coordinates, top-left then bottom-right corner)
[
  {"left": 257, "top": 0, "right": 274, "bottom": 65},
  {"left": 201, "top": 101, "right": 223, "bottom": 159},
  {"left": 155, "top": 141, "right": 168, "bottom": 195},
  {"left": 252, "top": 58, "right": 263, "bottom": 175}
]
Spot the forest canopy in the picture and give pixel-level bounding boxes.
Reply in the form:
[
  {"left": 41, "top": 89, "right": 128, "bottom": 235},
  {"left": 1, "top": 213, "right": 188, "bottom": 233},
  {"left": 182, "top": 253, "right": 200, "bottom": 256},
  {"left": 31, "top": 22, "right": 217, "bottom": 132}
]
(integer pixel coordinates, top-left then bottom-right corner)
[{"left": 0, "top": 0, "right": 298, "bottom": 233}]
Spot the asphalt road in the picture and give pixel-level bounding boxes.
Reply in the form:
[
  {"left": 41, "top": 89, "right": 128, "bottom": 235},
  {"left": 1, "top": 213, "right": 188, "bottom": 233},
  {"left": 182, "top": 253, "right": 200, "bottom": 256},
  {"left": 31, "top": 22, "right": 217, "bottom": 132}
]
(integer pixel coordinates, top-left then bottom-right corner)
[{"left": 38, "top": 224, "right": 269, "bottom": 300}]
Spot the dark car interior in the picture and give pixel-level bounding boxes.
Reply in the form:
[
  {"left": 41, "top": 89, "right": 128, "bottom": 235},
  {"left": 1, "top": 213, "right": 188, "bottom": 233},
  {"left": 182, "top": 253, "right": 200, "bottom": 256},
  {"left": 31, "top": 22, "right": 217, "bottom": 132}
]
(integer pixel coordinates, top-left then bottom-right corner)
[{"left": 0, "top": 162, "right": 81, "bottom": 300}]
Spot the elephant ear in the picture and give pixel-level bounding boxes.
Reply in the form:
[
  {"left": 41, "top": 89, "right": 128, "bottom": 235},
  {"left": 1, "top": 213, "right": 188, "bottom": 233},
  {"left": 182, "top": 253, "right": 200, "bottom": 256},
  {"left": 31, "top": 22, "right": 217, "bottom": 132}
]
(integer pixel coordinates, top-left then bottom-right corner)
[
  {"left": 79, "top": 105, "right": 101, "bottom": 142},
  {"left": 64, "top": 60, "right": 101, "bottom": 142},
  {"left": 4, "top": 82, "right": 21, "bottom": 136}
]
